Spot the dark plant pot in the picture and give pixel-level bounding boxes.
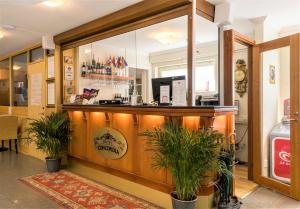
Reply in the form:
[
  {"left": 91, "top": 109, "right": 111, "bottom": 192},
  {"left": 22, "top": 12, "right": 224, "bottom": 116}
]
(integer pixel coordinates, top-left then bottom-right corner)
[
  {"left": 218, "top": 196, "right": 241, "bottom": 209},
  {"left": 45, "top": 157, "right": 61, "bottom": 173},
  {"left": 171, "top": 191, "right": 197, "bottom": 209}
]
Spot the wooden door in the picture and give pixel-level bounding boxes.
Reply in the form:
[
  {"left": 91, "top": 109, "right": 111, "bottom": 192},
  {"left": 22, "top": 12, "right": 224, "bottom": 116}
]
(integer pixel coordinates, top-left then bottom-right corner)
[
  {"left": 252, "top": 34, "right": 300, "bottom": 200},
  {"left": 28, "top": 60, "right": 46, "bottom": 118}
]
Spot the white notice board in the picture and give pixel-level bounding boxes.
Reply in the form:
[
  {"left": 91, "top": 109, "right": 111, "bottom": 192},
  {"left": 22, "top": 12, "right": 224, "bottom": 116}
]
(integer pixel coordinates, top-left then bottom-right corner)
[
  {"left": 30, "top": 73, "right": 42, "bottom": 106},
  {"left": 47, "top": 82, "right": 55, "bottom": 105}
]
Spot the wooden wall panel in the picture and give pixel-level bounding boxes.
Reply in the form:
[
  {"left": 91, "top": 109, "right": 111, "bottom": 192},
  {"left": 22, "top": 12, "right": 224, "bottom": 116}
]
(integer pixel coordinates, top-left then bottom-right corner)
[
  {"left": 86, "top": 112, "right": 109, "bottom": 166},
  {"left": 109, "top": 113, "right": 135, "bottom": 173},
  {"left": 67, "top": 109, "right": 235, "bottom": 194},
  {"left": 68, "top": 111, "right": 87, "bottom": 159},
  {"left": 138, "top": 115, "right": 167, "bottom": 184}
]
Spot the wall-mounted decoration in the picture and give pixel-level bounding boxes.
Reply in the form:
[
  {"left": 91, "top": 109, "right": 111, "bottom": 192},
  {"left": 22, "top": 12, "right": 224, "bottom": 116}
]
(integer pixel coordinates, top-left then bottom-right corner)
[
  {"left": 64, "top": 56, "right": 73, "bottom": 64},
  {"left": 93, "top": 127, "right": 127, "bottom": 159},
  {"left": 47, "top": 56, "right": 55, "bottom": 79},
  {"left": 235, "top": 59, "right": 248, "bottom": 97},
  {"left": 47, "top": 82, "right": 55, "bottom": 106},
  {"left": 64, "top": 65, "right": 74, "bottom": 81},
  {"left": 269, "top": 65, "right": 276, "bottom": 84},
  {"left": 30, "top": 73, "right": 42, "bottom": 106}
]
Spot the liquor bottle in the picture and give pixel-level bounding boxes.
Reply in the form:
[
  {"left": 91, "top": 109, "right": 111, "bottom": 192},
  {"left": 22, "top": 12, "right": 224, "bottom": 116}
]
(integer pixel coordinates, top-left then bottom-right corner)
[
  {"left": 92, "top": 54, "right": 96, "bottom": 70},
  {"left": 96, "top": 58, "right": 101, "bottom": 74},
  {"left": 87, "top": 64, "right": 92, "bottom": 75},
  {"left": 102, "top": 64, "right": 106, "bottom": 75},
  {"left": 81, "top": 62, "right": 86, "bottom": 77}
]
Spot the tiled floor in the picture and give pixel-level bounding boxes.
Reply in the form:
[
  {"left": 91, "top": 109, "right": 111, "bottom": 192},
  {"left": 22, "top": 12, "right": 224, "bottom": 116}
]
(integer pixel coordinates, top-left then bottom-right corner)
[
  {"left": 1, "top": 151, "right": 300, "bottom": 209},
  {"left": 0, "top": 151, "right": 59, "bottom": 209},
  {"left": 242, "top": 187, "right": 300, "bottom": 209}
]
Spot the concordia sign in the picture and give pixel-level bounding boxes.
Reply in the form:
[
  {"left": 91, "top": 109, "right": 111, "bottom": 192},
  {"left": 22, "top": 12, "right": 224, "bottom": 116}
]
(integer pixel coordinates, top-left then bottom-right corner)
[{"left": 93, "top": 127, "right": 128, "bottom": 159}]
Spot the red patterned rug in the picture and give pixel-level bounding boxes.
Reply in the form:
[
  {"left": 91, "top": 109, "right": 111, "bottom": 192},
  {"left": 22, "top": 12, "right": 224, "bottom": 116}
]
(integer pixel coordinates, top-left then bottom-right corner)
[{"left": 19, "top": 170, "right": 164, "bottom": 209}]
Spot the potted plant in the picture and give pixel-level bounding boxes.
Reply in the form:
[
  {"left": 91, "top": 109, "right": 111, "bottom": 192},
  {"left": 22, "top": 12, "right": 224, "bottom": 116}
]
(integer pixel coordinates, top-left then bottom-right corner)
[
  {"left": 26, "top": 112, "right": 71, "bottom": 173},
  {"left": 216, "top": 144, "right": 241, "bottom": 209},
  {"left": 142, "top": 123, "right": 224, "bottom": 209}
]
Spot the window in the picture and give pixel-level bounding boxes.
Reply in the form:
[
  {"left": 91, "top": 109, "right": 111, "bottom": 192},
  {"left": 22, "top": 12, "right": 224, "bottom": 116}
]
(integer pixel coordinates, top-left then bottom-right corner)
[
  {"left": 12, "top": 53, "right": 28, "bottom": 106},
  {"left": 0, "top": 59, "right": 10, "bottom": 106},
  {"left": 195, "top": 63, "right": 216, "bottom": 92},
  {"left": 160, "top": 68, "right": 187, "bottom": 78},
  {"left": 158, "top": 61, "right": 217, "bottom": 93},
  {"left": 30, "top": 47, "right": 44, "bottom": 63}
]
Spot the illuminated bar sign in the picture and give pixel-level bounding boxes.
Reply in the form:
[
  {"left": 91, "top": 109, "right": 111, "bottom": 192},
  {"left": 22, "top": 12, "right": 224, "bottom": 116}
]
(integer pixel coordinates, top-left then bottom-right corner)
[{"left": 93, "top": 128, "right": 127, "bottom": 159}]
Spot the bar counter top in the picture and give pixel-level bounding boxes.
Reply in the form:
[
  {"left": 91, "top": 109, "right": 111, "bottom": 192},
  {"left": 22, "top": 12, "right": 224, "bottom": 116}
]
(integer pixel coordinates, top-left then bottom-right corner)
[{"left": 62, "top": 104, "right": 236, "bottom": 116}]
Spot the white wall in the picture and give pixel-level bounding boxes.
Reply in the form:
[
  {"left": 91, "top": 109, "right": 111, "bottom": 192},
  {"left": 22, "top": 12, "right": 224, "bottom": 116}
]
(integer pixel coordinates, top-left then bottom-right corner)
[{"left": 234, "top": 45, "right": 249, "bottom": 162}]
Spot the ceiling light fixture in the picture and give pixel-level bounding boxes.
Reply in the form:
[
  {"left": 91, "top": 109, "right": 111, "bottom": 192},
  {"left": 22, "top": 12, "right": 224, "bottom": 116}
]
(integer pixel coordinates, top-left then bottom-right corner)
[
  {"left": 42, "top": 0, "right": 64, "bottom": 7},
  {"left": 0, "top": 24, "right": 16, "bottom": 30},
  {"left": 0, "top": 34, "right": 4, "bottom": 39},
  {"left": 152, "top": 31, "right": 182, "bottom": 45},
  {"left": 13, "top": 65, "right": 21, "bottom": 70},
  {"left": 84, "top": 49, "right": 92, "bottom": 54}
]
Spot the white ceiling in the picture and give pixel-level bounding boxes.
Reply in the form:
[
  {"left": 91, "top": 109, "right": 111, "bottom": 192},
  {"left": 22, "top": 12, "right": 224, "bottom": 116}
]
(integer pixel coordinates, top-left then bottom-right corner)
[
  {"left": 0, "top": 0, "right": 141, "bottom": 57},
  {"left": 1, "top": 0, "right": 300, "bottom": 57},
  {"left": 208, "top": 0, "right": 300, "bottom": 36}
]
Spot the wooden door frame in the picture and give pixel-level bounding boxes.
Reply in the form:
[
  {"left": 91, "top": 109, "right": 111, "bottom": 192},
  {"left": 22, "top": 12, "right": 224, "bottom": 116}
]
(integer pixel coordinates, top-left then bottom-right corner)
[
  {"left": 252, "top": 34, "right": 300, "bottom": 200},
  {"left": 223, "top": 29, "right": 256, "bottom": 180}
]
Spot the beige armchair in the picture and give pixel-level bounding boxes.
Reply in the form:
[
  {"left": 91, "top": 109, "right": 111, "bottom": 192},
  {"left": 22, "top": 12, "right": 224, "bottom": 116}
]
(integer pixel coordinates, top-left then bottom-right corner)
[{"left": 0, "top": 115, "right": 18, "bottom": 154}]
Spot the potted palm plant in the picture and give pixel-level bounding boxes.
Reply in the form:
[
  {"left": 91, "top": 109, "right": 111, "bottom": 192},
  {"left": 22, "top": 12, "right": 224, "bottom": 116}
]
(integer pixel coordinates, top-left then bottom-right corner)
[
  {"left": 26, "top": 112, "right": 71, "bottom": 173},
  {"left": 142, "top": 123, "right": 224, "bottom": 209}
]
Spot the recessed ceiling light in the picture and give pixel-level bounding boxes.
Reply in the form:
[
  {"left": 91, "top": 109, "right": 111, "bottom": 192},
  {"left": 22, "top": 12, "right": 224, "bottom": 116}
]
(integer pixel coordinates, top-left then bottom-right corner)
[
  {"left": 13, "top": 65, "right": 21, "bottom": 70},
  {"left": 152, "top": 31, "right": 182, "bottom": 45},
  {"left": 84, "top": 49, "right": 91, "bottom": 54},
  {"left": 42, "top": 0, "right": 64, "bottom": 7}
]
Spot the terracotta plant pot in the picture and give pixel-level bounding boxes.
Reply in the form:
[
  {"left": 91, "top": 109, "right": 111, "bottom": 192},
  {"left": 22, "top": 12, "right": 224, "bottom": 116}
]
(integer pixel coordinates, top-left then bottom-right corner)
[{"left": 171, "top": 191, "right": 197, "bottom": 209}]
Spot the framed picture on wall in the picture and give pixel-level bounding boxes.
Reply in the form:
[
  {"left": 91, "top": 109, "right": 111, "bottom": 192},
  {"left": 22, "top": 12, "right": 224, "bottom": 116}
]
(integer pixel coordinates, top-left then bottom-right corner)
[
  {"left": 64, "top": 65, "right": 74, "bottom": 81},
  {"left": 269, "top": 65, "right": 275, "bottom": 84},
  {"left": 47, "top": 82, "right": 55, "bottom": 106},
  {"left": 64, "top": 56, "right": 73, "bottom": 64}
]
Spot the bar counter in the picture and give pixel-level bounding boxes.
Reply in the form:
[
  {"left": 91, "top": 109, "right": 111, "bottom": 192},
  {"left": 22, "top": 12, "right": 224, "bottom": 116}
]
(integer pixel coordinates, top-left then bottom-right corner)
[{"left": 63, "top": 104, "right": 236, "bottom": 194}]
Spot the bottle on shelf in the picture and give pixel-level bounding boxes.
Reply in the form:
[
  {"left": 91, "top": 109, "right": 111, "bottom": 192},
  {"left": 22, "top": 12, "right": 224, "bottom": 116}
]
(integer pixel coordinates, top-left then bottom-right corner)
[
  {"left": 96, "top": 58, "right": 100, "bottom": 74},
  {"left": 92, "top": 54, "right": 96, "bottom": 70},
  {"left": 81, "top": 62, "right": 86, "bottom": 77}
]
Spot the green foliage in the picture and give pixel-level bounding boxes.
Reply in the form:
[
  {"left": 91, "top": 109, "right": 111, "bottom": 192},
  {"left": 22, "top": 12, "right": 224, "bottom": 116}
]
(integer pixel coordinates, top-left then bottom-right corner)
[
  {"left": 217, "top": 145, "right": 235, "bottom": 204},
  {"left": 142, "top": 123, "right": 224, "bottom": 201},
  {"left": 26, "top": 112, "right": 71, "bottom": 159}
]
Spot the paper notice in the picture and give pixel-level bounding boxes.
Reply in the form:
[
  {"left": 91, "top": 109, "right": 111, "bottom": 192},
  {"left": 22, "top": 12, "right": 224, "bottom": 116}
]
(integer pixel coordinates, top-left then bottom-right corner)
[
  {"left": 172, "top": 79, "right": 186, "bottom": 106},
  {"left": 30, "top": 73, "right": 42, "bottom": 106},
  {"left": 160, "top": 85, "right": 170, "bottom": 104}
]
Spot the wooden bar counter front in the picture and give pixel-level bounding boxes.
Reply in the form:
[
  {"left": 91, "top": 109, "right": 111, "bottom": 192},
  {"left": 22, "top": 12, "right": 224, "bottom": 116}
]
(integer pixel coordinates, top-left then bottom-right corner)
[{"left": 63, "top": 105, "right": 235, "bottom": 195}]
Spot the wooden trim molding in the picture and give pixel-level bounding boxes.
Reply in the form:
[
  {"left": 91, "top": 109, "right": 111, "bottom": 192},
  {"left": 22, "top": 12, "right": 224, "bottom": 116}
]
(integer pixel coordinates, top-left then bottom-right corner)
[
  {"left": 196, "top": 0, "right": 215, "bottom": 22},
  {"left": 252, "top": 34, "right": 300, "bottom": 201},
  {"left": 61, "top": 5, "right": 190, "bottom": 50},
  {"left": 223, "top": 30, "right": 234, "bottom": 106},
  {"left": 55, "top": 0, "right": 216, "bottom": 46},
  {"left": 62, "top": 105, "right": 236, "bottom": 117},
  {"left": 223, "top": 29, "right": 256, "bottom": 181},
  {"left": 54, "top": 0, "right": 192, "bottom": 45}
]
